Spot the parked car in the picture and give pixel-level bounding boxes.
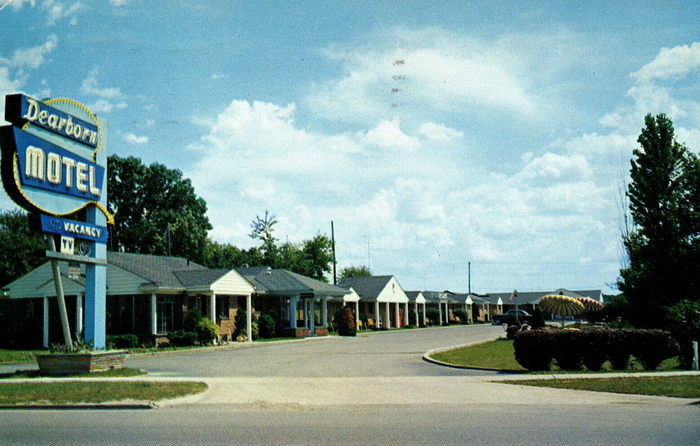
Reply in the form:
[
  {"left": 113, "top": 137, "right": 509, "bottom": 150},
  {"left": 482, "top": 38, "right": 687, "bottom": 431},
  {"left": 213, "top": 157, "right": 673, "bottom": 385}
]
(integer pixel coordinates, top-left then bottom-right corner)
[{"left": 492, "top": 309, "right": 532, "bottom": 325}]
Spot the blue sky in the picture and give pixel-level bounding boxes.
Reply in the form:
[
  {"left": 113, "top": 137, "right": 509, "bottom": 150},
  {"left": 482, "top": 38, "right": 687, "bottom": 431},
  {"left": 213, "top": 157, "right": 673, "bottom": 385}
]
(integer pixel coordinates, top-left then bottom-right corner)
[{"left": 2, "top": 0, "right": 699, "bottom": 294}]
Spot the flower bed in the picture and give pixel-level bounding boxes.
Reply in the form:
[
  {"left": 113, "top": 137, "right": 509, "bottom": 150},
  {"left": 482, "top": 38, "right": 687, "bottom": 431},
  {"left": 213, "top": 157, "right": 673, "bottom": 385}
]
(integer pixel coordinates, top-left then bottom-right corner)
[{"left": 36, "top": 350, "right": 128, "bottom": 375}]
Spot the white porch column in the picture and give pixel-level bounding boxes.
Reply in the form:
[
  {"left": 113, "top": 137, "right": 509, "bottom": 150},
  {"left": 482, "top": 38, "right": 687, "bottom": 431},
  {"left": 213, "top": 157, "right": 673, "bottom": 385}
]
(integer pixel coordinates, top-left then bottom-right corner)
[
  {"left": 404, "top": 302, "right": 409, "bottom": 327},
  {"left": 414, "top": 302, "right": 419, "bottom": 327},
  {"left": 246, "top": 294, "right": 253, "bottom": 343},
  {"left": 209, "top": 293, "right": 216, "bottom": 322},
  {"left": 385, "top": 302, "right": 391, "bottom": 328},
  {"left": 42, "top": 297, "right": 49, "bottom": 348},
  {"left": 321, "top": 298, "right": 328, "bottom": 328},
  {"left": 355, "top": 301, "right": 360, "bottom": 328},
  {"left": 289, "top": 297, "right": 298, "bottom": 329},
  {"left": 150, "top": 294, "right": 157, "bottom": 335},
  {"left": 309, "top": 300, "right": 315, "bottom": 335},
  {"left": 438, "top": 303, "right": 443, "bottom": 326},
  {"left": 374, "top": 301, "right": 380, "bottom": 328},
  {"left": 394, "top": 302, "right": 400, "bottom": 328},
  {"left": 422, "top": 303, "right": 426, "bottom": 326},
  {"left": 75, "top": 294, "right": 83, "bottom": 338}
]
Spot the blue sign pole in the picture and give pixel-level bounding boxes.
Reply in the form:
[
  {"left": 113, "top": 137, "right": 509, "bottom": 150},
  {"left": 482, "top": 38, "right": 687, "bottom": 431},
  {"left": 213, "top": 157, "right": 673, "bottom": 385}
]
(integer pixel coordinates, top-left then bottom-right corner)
[{"left": 1, "top": 94, "right": 113, "bottom": 350}]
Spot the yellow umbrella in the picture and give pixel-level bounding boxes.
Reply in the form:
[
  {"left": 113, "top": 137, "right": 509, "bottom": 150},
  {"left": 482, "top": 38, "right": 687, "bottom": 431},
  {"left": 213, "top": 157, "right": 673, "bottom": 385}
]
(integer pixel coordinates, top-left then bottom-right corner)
[
  {"left": 577, "top": 296, "right": 604, "bottom": 312},
  {"left": 539, "top": 294, "right": 585, "bottom": 317}
]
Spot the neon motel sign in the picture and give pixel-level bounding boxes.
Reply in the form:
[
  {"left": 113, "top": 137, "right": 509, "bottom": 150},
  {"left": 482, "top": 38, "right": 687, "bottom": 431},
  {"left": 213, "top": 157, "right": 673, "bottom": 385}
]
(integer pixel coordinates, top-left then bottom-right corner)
[
  {"left": 1, "top": 93, "right": 113, "bottom": 349},
  {"left": 1, "top": 94, "right": 113, "bottom": 224}
]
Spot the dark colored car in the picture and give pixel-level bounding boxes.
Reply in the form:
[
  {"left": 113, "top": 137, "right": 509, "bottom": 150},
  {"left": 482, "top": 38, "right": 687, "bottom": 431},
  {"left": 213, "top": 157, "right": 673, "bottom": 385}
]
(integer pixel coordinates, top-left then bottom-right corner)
[{"left": 492, "top": 309, "right": 532, "bottom": 325}]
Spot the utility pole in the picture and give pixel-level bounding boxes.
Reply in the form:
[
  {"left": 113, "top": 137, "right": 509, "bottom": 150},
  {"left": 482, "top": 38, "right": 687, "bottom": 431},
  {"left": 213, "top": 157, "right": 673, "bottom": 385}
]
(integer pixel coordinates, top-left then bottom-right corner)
[
  {"left": 331, "top": 221, "right": 337, "bottom": 285},
  {"left": 468, "top": 261, "right": 471, "bottom": 294}
]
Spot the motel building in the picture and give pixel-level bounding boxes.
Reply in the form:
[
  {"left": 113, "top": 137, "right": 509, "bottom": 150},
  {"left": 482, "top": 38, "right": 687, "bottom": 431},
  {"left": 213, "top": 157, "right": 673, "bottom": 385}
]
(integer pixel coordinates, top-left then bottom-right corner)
[
  {"left": 336, "top": 275, "right": 411, "bottom": 329},
  {"left": 0, "top": 252, "right": 351, "bottom": 348}
]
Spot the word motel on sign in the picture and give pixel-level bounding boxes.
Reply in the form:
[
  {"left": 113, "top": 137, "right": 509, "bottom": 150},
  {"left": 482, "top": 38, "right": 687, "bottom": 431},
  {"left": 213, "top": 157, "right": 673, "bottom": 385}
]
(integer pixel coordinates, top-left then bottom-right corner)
[{"left": 24, "top": 145, "right": 101, "bottom": 198}]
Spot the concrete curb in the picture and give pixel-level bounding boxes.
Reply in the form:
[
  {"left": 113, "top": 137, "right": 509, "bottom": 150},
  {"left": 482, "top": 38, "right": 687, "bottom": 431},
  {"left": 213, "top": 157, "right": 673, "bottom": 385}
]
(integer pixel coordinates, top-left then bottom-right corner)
[{"left": 0, "top": 403, "right": 156, "bottom": 410}]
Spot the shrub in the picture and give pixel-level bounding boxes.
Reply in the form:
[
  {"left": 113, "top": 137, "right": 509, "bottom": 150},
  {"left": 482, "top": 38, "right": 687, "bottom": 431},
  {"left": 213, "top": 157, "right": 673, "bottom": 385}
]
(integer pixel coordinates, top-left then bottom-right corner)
[
  {"left": 551, "top": 330, "right": 584, "bottom": 371},
  {"left": 258, "top": 313, "right": 276, "bottom": 339},
  {"left": 425, "top": 307, "right": 441, "bottom": 325},
  {"left": 607, "top": 329, "right": 632, "bottom": 370},
  {"left": 453, "top": 309, "right": 468, "bottom": 324},
  {"left": 338, "top": 306, "right": 357, "bottom": 337},
  {"left": 666, "top": 300, "right": 700, "bottom": 369},
  {"left": 168, "top": 331, "right": 197, "bottom": 347},
  {"left": 195, "top": 317, "right": 219, "bottom": 345},
  {"left": 506, "top": 325, "right": 520, "bottom": 340},
  {"left": 234, "top": 310, "right": 259, "bottom": 340},
  {"left": 630, "top": 329, "right": 679, "bottom": 371},
  {"left": 580, "top": 329, "right": 609, "bottom": 371},
  {"left": 513, "top": 330, "right": 553, "bottom": 371},
  {"left": 106, "top": 334, "right": 139, "bottom": 349}
]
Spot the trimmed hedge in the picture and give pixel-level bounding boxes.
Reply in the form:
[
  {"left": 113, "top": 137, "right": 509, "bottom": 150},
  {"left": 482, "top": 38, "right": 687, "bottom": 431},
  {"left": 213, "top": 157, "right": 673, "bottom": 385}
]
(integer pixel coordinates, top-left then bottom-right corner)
[
  {"left": 106, "top": 334, "right": 139, "bottom": 349},
  {"left": 514, "top": 328, "right": 679, "bottom": 372}
]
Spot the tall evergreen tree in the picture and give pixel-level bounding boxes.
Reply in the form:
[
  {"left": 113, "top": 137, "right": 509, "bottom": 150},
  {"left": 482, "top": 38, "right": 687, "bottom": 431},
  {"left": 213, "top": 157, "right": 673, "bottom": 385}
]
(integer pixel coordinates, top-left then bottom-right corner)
[{"left": 618, "top": 114, "right": 699, "bottom": 327}]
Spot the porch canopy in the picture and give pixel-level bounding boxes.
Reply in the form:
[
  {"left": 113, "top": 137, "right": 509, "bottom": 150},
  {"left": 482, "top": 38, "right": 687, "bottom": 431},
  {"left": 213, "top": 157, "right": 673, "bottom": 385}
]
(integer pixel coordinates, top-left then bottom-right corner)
[
  {"left": 236, "top": 267, "right": 349, "bottom": 337},
  {"left": 405, "top": 291, "right": 427, "bottom": 327},
  {"left": 337, "top": 276, "right": 409, "bottom": 329}
]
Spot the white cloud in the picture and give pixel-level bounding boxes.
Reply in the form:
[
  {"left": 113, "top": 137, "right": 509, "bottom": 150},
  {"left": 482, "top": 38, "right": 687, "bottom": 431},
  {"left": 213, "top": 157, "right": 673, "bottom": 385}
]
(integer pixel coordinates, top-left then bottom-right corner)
[
  {"left": 632, "top": 42, "right": 700, "bottom": 83},
  {"left": 87, "top": 99, "right": 127, "bottom": 114},
  {"left": 417, "top": 122, "right": 463, "bottom": 142},
  {"left": 0, "top": 34, "right": 57, "bottom": 69},
  {"left": 516, "top": 152, "right": 592, "bottom": 181},
  {"left": 81, "top": 68, "right": 123, "bottom": 99},
  {"left": 361, "top": 118, "right": 421, "bottom": 152},
  {"left": 110, "top": 0, "right": 128, "bottom": 6},
  {"left": 123, "top": 132, "right": 148, "bottom": 145},
  {"left": 45, "top": 1, "right": 82, "bottom": 26},
  {"left": 210, "top": 73, "right": 225, "bottom": 80}
]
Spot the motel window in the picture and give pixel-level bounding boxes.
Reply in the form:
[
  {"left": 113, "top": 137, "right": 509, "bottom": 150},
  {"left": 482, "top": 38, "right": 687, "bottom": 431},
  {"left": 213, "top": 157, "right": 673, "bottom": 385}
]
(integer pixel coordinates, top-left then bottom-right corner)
[{"left": 157, "top": 297, "right": 176, "bottom": 333}]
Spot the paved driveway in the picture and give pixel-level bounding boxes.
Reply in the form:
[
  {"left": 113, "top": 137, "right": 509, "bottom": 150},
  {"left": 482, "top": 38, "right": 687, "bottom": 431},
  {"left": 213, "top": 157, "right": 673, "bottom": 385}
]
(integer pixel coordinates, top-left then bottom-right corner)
[{"left": 127, "top": 324, "right": 506, "bottom": 377}]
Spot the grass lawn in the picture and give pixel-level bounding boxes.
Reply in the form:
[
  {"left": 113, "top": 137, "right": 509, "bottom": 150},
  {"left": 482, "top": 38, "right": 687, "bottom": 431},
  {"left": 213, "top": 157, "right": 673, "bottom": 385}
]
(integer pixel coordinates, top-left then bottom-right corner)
[
  {"left": 0, "top": 381, "right": 208, "bottom": 405},
  {"left": 502, "top": 375, "right": 700, "bottom": 399},
  {"left": 431, "top": 339, "right": 526, "bottom": 371},
  {"left": 0, "top": 349, "right": 46, "bottom": 364}
]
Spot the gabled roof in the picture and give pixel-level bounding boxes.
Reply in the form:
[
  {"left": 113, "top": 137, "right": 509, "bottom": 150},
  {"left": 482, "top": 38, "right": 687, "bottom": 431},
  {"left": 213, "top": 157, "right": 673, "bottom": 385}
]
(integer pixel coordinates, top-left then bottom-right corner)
[
  {"left": 421, "top": 291, "right": 447, "bottom": 303},
  {"left": 173, "top": 269, "right": 230, "bottom": 287},
  {"left": 237, "top": 267, "right": 348, "bottom": 297},
  {"left": 107, "top": 252, "right": 206, "bottom": 288},
  {"left": 336, "top": 276, "right": 393, "bottom": 299}
]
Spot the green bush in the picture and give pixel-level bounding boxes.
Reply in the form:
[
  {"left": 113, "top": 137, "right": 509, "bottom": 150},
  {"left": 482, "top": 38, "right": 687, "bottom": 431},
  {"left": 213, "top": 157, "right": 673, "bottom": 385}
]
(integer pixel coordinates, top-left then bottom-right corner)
[
  {"left": 580, "top": 329, "right": 608, "bottom": 371},
  {"left": 666, "top": 300, "right": 700, "bottom": 369},
  {"left": 607, "top": 329, "right": 632, "bottom": 370},
  {"left": 425, "top": 307, "right": 441, "bottom": 325},
  {"left": 551, "top": 330, "right": 584, "bottom": 371},
  {"left": 168, "top": 331, "right": 197, "bottom": 347},
  {"left": 513, "top": 330, "right": 553, "bottom": 371},
  {"left": 630, "top": 329, "right": 679, "bottom": 370},
  {"left": 338, "top": 306, "right": 357, "bottom": 337},
  {"left": 258, "top": 313, "right": 276, "bottom": 339},
  {"left": 453, "top": 309, "right": 468, "bottom": 324},
  {"left": 195, "top": 317, "right": 219, "bottom": 345},
  {"left": 234, "top": 310, "right": 259, "bottom": 340},
  {"left": 506, "top": 325, "right": 520, "bottom": 340},
  {"left": 106, "top": 334, "right": 139, "bottom": 349}
]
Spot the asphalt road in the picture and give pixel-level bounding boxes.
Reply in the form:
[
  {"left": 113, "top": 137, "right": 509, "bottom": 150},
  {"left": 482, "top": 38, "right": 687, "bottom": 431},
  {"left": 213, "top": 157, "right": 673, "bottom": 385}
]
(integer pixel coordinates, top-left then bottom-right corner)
[
  {"left": 1, "top": 404, "right": 698, "bottom": 446},
  {"left": 126, "top": 324, "right": 507, "bottom": 377}
]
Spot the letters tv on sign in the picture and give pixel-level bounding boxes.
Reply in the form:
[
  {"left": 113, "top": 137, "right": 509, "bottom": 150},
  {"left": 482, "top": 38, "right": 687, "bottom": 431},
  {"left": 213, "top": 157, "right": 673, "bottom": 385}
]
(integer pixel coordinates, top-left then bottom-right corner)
[{"left": 1, "top": 94, "right": 113, "bottom": 224}]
